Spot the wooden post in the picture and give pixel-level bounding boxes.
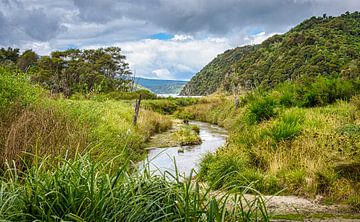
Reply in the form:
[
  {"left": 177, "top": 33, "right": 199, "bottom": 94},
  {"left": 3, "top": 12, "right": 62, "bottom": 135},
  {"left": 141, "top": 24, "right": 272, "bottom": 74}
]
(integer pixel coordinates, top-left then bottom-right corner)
[
  {"left": 235, "top": 97, "right": 239, "bottom": 110},
  {"left": 133, "top": 94, "right": 142, "bottom": 126}
]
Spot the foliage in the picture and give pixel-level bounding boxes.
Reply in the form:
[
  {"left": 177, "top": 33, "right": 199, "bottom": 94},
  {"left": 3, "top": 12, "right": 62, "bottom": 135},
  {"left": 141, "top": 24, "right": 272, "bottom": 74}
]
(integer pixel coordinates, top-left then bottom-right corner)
[
  {"left": 266, "top": 110, "right": 305, "bottom": 142},
  {"left": 0, "top": 68, "right": 172, "bottom": 167},
  {"left": 142, "top": 97, "right": 199, "bottom": 115},
  {"left": 0, "top": 47, "right": 19, "bottom": 65},
  {"left": 182, "top": 12, "right": 360, "bottom": 96},
  {"left": 29, "top": 47, "right": 132, "bottom": 96},
  {"left": 16, "top": 49, "right": 39, "bottom": 72},
  {"left": 246, "top": 95, "right": 277, "bottom": 124},
  {"left": 337, "top": 124, "right": 360, "bottom": 137},
  {"left": 181, "top": 46, "right": 255, "bottom": 95},
  {"left": 0, "top": 67, "right": 43, "bottom": 109},
  {"left": 173, "top": 124, "right": 202, "bottom": 146},
  {"left": 72, "top": 89, "right": 157, "bottom": 101},
  {"left": 0, "top": 154, "right": 269, "bottom": 221},
  {"left": 178, "top": 90, "right": 360, "bottom": 207}
]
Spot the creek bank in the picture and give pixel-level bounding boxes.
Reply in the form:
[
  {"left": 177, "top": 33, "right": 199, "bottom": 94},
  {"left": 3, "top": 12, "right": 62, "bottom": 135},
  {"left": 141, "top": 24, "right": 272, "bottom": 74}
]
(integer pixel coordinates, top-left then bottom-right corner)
[{"left": 142, "top": 120, "right": 227, "bottom": 176}]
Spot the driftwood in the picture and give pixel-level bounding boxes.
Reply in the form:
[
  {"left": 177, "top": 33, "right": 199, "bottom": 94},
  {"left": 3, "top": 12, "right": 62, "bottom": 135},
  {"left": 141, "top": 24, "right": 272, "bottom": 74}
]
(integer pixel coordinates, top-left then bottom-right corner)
[{"left": 133, "top": 94, "right": 142, "bottom": 125}]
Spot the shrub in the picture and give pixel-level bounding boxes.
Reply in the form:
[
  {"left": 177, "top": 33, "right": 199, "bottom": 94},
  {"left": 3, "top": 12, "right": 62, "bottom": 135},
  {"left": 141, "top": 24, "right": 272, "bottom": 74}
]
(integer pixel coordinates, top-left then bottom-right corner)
[
  {"left": 268, "top": 110, "right": 305, "bottom": 142},
  {"left": 197, "top": 153, "right": 216, "bottom": 180},
  {"left": 204, "top": 154, "right": 248, "bottom": 189},
  {"left": 246, "top": 95, "right": 277, "bottom": 124},
  {"left": 280, "top": 169, "right": 307, "bottom": 194},
  {"left": 299, "top": 77, "right": 354, "bottom": 107},
  {"left": 173, "top": 125, "right": 202, "bottom": 146},
  {"left": 0, "top": 67, "right": 42, "bottom": 109},
  {"left": 142, "top": 99, "right": 178, "bottom": 114}
]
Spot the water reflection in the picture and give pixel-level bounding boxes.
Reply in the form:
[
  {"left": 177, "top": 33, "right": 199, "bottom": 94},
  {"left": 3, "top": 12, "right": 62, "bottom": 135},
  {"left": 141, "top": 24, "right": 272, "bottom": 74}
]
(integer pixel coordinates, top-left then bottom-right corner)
[{"left": 142, "top": 121, "right": 227, "bottom": 177}]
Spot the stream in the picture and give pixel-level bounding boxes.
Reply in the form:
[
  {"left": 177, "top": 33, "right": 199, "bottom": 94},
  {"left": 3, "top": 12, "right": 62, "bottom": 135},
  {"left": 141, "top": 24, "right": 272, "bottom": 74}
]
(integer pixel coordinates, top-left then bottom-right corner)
[{"left": 141, "top": 121, "right": 228, "bottom": 177}]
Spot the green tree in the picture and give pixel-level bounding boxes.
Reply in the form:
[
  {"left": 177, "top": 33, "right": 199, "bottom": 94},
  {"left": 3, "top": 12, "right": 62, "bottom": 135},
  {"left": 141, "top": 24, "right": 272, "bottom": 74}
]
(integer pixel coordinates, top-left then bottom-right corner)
[{"left": 17, "top": 50, "right": 39, "bottom": 72}]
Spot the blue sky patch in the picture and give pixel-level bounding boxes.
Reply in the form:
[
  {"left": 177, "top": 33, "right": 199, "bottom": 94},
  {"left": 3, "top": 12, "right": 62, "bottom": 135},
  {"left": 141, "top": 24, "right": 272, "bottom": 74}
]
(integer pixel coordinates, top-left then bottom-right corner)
[
  {"left": 246, "top": 27, "right": 265, "bottom": 36},
  {"left": 149, "top": 33, "right": 174, "bottom": 40}
]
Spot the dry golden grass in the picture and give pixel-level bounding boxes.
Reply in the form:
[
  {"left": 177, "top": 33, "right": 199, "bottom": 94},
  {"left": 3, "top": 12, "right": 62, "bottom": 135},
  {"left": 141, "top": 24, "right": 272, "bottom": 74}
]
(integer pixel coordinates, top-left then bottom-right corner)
[
  {"left": 179, "top": 96, "right": 360, "bottom": 208},
  {"left": 0, "top": 104, "right": 87, "bottom": 166}
]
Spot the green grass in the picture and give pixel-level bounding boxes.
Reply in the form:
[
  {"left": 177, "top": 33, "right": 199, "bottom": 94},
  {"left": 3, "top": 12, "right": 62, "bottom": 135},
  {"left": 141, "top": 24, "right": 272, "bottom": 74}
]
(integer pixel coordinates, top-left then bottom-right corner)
[
  {"left": 0, "top": 67, "right": 172, "bottom": 168},
  {"left": 0, "top": 153, "right": 269, "bottom": 221},
  {"left": 177, "top": 90, "right": 360, "bottom": 210},
  {"left": 0, "top": 67, "right": 271, "bottom": 221},
  {"left": 173, "top": 124, "right": 202, "bottom": 146}
]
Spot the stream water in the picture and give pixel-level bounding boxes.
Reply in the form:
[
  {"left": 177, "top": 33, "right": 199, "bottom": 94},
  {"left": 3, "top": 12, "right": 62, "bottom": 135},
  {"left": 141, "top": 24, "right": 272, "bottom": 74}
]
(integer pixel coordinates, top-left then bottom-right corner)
[{"left": 142, "top": 121, "right": 228, "bottom": 177}]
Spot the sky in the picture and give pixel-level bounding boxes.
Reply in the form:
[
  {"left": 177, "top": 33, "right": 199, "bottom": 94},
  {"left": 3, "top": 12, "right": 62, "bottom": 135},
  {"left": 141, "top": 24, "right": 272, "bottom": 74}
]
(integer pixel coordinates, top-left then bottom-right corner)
[{"left": 0, "top": 0, "right": 359, "bottom": 80}]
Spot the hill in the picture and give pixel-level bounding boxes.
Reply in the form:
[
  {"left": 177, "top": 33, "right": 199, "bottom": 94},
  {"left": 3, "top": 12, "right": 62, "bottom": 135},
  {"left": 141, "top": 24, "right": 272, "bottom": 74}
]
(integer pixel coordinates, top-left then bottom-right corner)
[
  {"left": 135, "top": 77, "right": 187, "bottom": 94},
  {"left": 180, "top": 11, "right": 360, "bottom": 96}
]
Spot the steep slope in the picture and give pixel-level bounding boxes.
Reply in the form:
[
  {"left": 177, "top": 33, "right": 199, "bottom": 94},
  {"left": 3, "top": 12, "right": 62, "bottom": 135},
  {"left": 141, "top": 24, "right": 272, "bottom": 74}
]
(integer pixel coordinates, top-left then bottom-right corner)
[
  {"left": 180, "top": 46, "right": 256, "bottom": 95},
  {"left": 181, "top": 12, "right": 360, "bottom": 96}
]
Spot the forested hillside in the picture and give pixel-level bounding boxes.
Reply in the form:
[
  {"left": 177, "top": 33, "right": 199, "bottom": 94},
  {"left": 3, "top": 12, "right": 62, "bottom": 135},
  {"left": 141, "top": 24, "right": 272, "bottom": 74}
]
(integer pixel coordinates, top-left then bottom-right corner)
[{"left": 181, "top": 11, "right": 360, "bottom": 96}]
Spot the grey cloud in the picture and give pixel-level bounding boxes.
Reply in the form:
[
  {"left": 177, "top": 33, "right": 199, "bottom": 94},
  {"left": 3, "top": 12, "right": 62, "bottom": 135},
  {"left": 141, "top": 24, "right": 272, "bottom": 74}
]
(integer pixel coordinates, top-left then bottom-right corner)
[
  {"left": 71, "top": 0, "right": 360, "bottom": 35},
  {"left": 17, "top": 9, "right": 66, "bottom": 41},
  {"left": 0, "top": 0, "right": 67, "bottom": 45},
  {"left": 73, "top": 0, "right": 122, "bottom": 23}
]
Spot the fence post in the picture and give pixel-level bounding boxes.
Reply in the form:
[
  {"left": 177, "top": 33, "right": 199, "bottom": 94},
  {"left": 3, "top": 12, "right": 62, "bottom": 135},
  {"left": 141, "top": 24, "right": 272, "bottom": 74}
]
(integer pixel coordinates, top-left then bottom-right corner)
[{"left": 133, "top": 94, "right": 142, "bottom": 126}]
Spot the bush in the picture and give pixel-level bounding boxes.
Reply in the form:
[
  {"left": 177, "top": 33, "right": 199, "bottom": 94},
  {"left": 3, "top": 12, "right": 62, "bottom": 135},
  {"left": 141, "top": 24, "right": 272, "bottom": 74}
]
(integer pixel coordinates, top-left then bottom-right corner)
[
  {"left": 299, "top": 77, "right": 354, "bottom": 107},
  {"left": 142, "top": 100, "right": 178, "bottom": 114},
  {"left": 246, "top": 95, "right": 277, "bottom": 124},
  {"left": 0, "top": 67, "right": 42, "bottom": 109},
  {"left": 206, "top": 154, "right": 248, "bottom": 189},
  {"left": 143, "top": 98, "right": 199, "bottom": 115},
  {"left": 267, "top": 110, "right": 305, "bottom": 142},
  {"left": 173, "top": 125, "right": 201, "bottom": 146},
  {"left": 197, "top": 153, "right": 216, "bottom": 180},
  {"left": 280, "top": 169, "right": 307, "bottom": 194}
]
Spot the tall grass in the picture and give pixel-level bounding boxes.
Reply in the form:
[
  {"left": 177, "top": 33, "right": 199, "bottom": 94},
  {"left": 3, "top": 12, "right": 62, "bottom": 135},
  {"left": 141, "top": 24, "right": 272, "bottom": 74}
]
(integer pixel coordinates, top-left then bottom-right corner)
[
  {"left": 0, "top": 153, "right": 269, "bottom": 221},
  {"left": 177, "top": 88, "right": 360, "bottom": 210},
  {"left": 0, "top": 67, "right": 172, "bottom": 169}
]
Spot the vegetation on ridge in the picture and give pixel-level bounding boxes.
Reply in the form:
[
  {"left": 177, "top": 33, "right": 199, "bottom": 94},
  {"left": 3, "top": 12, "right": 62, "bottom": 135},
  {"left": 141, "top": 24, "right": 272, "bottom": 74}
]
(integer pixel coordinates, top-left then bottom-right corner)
[{"left": 181, "top": 11, "right": 360, "bottom": 96}]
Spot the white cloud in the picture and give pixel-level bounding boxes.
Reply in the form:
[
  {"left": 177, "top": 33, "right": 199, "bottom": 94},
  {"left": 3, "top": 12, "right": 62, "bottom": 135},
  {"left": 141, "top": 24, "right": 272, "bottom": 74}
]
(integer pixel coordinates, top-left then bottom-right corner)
[
  {"left": 152, "top": 68, "right": 175, "bottom": 79},
  {"left": 1, "top": 0, "right": 359, "bottom": 79},
  {"left": 172, "top": 34, "right": 194, "bottom": 41},
  {"left": 117, "top": 37, "right": 232, "bottom": 80}
]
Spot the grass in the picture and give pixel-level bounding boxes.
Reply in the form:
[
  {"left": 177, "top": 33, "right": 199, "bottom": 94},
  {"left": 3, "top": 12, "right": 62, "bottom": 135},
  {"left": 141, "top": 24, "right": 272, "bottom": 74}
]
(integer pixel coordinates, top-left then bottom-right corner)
[
  {"left": 0, "top": 67, "right": 172, "bottom": 168},
  {"left": 0, "top": 153, "right": 269, "bottom": 221},
  {"left": 174, "top": 124, "right": 202, "bottom": 146},
  {"left": 145, "top": 122, "right": 202, "bottom": 148},
  {"left": 177, "top": 91, "right": 360, "bottom": 211},
  {"left": 0, "top": 67, "right": 270, "bottom": 220}
]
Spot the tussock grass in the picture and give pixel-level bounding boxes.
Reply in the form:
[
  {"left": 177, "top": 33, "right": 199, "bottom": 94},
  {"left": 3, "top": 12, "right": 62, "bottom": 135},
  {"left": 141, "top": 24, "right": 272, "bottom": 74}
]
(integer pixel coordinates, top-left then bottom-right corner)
[
  {"left": 173, "top": 124, "right": 202, "bottom": 146},
  {"left": 178, "top": 92, "right": 360, "bottom": 210},
  {"left": 0, "top": 66, "right": 269, "bottom": 221},
  {"left": 0, "top": 67, "right": 172, "bottom": 168},
  {"left": 0, "top": 153, "right": 269, "bottom": 221}
]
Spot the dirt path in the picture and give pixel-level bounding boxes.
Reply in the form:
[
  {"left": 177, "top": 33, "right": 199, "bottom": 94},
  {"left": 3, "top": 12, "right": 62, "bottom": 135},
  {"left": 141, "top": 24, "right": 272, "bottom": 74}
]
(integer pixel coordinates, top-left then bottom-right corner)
[{"left": 208, "top": 189, "right": 360, "bottom": 221}]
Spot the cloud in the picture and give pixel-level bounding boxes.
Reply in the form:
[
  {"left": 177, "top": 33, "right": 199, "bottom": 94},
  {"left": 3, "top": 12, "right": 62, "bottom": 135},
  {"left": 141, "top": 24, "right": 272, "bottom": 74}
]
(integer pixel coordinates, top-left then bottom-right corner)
[
  {"left": 71, "top": 0, "right": 360, "bottom": 35},
  {"left": 0, "top": 0, "right": 359, "bottom": 79},
  {"left": 0, "top": 0, "right": 67, "bottom": 45},
  {"left": 116, "top": 37, "right": 232, "bottom": 80}
]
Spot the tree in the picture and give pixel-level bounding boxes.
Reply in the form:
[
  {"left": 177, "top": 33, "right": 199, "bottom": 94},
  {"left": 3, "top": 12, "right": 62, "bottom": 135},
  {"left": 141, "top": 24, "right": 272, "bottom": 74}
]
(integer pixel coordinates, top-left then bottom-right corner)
[
  {"left": 30, "top": 47, "right": 132, "bottom": 96},
  {"left": 0, "top": 47, "right": 19, "bottom": 64},
  {"left": 17, "top": 50, "right": 39, "bottom": 72}
]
